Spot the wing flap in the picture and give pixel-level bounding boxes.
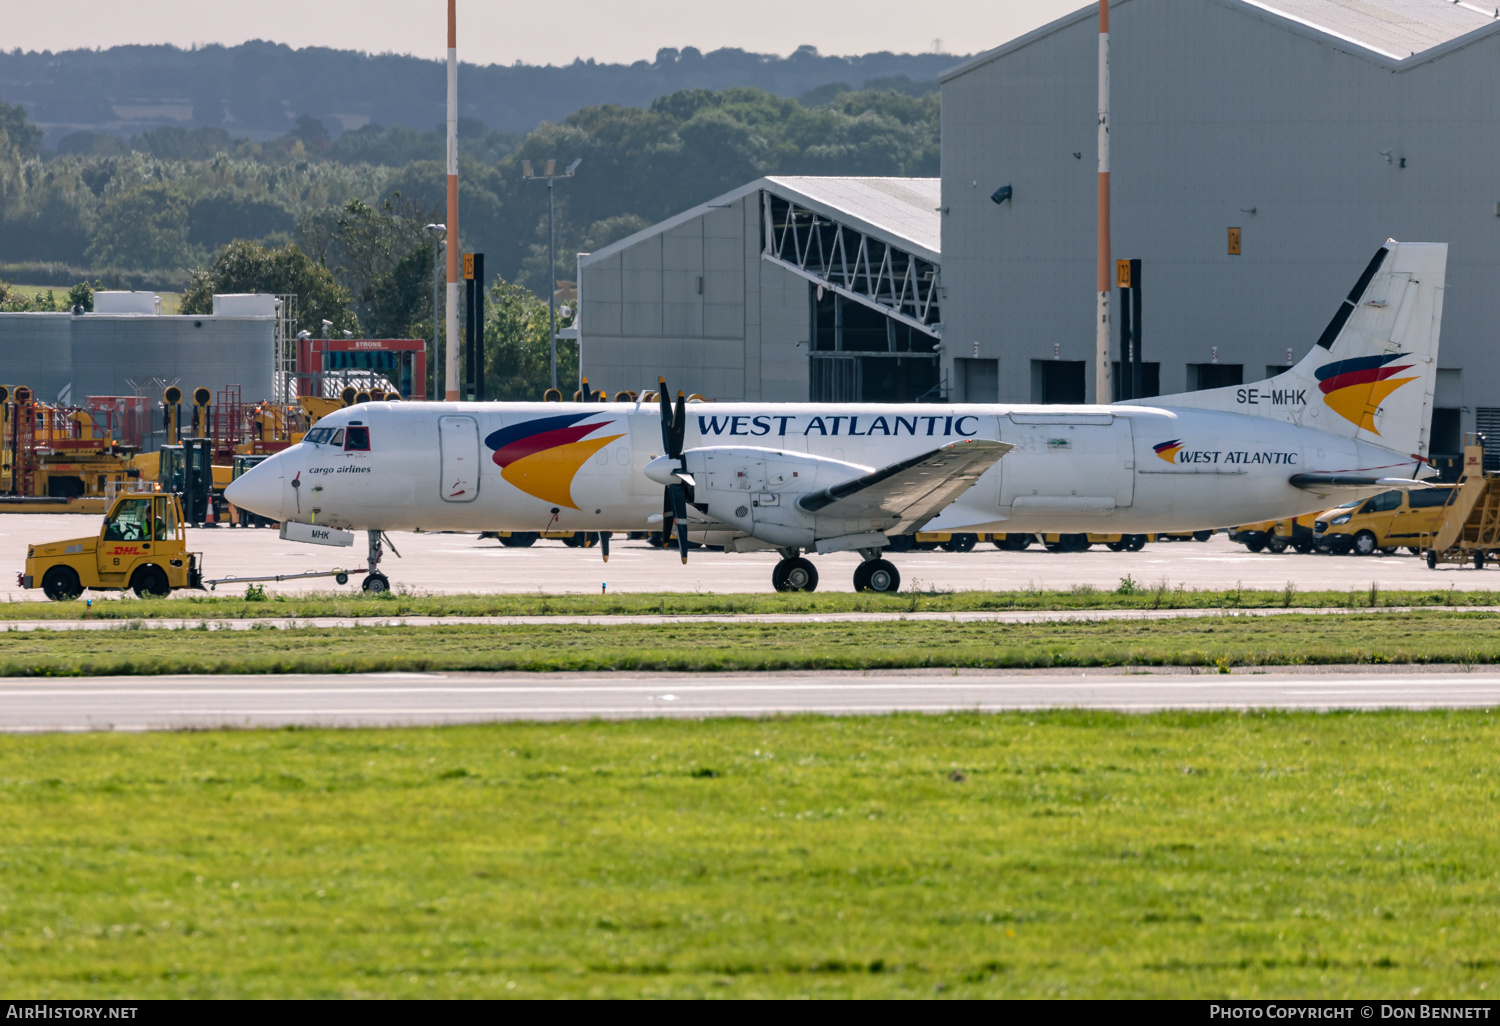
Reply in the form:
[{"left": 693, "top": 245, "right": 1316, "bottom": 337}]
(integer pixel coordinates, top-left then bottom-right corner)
[{"left": 797, "top": 439, "right": 1011, "bottom": 531}]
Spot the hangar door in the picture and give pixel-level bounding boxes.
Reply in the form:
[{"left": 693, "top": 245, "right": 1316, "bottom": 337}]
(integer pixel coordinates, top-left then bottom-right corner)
[{"left": 439, "top": 415, "right": 480, "bottom": 503}]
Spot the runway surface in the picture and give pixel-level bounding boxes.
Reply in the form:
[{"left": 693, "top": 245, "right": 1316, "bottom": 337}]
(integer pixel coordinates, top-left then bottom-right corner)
[{"left": 5, "top": 666, "right": 1497, "bottom": 732}]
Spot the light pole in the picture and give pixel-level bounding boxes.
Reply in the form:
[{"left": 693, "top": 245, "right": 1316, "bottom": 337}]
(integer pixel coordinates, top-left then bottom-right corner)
[
  {"left": 320, "top": 319, "right": 333, "bottom": 398},
  {"left": 425, "top": 223, "right": 446, "bottom": 399},
  {"left": 522, "top": 158, "right": 581, "bottom": 390}
]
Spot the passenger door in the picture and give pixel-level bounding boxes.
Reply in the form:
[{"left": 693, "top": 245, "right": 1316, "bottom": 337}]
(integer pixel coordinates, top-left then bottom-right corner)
[{"left": 438, "top": 416, "right": 480, "bottom": 503}]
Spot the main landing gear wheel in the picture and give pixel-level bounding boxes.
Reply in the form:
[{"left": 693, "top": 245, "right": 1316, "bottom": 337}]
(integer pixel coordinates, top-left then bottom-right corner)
[
  {"left": 772, "top": 557, "right": 818, "bottom": 593},
  {"left": 853, "top": 559, "right": 901, "bottom": 593},
  {"left": 363, "top": 573, "right": 390, "bottom": 594},
  {"left": 41, "top": 565, "right": 82, "bottom": 602}
]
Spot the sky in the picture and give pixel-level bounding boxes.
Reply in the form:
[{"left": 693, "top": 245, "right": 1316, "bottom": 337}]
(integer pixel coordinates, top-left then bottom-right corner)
[{"left": 7, "top": 0, "right": 1085, "bottom": 65}]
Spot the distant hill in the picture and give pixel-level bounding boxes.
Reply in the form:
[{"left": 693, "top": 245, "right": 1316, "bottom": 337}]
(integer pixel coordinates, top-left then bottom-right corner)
[{"left": 0, "top": 42, "right": 960, "bottom": 146}]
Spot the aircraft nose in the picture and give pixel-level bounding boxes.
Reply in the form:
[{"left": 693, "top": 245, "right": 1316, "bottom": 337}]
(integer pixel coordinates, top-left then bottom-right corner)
[{"left": 225, "top": 458, "right": 285, "bottom": 519}]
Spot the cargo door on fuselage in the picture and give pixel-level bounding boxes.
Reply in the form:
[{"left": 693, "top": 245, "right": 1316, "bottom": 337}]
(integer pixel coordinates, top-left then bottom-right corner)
[
  {"left": 438, "top": 415, "right": 481, "bottom": 503},
  {"left": 999, "top": 413, "right": 1135, "bottom": 516}
]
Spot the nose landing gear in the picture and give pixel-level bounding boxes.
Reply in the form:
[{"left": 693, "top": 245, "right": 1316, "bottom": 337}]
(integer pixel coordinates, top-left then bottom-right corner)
[{"left": 363, "top": 530, "right": 400, "bottom": 594}]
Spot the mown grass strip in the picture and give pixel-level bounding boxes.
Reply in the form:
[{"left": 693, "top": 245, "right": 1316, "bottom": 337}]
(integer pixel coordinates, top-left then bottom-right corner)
[
  {"left": 6, "top": 581, "right": 1500, "bottom": 621},
  {"left": 5, "top": 611, "right": 1500, "bottom": 676},
  {"left": 1, "top": 710, "right": 1496, "bottom": 997}
]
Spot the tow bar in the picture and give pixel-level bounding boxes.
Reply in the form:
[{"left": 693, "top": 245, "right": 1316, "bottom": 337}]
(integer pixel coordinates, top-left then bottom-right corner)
[{"left": 203, "top": 567, "right": 368, "bottom": 591}]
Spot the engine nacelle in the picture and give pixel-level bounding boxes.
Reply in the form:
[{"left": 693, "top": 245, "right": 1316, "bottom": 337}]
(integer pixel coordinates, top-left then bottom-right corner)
[{"left": 665, "top": 446, "right": 891, "bottom": 549}]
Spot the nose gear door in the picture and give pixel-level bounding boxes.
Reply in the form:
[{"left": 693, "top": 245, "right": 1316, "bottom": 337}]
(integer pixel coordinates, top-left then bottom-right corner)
[{"left": 439, "top": 416, "right": 481, "bottom": 503}]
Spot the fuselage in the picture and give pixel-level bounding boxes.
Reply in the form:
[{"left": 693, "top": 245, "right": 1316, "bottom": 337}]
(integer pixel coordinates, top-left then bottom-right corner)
[{"left": 229, "top": 399, "right": 1417, "bottom": 536}]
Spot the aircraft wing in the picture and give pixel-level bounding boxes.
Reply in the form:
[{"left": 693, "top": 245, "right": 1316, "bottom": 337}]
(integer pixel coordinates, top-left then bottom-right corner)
[{"left": 797, "top": 439, "right": 1012, "bottom": 533}]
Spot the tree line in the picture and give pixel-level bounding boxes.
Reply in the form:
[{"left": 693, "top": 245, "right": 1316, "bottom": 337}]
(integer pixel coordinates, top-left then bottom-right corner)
[{"left": 0, "top": 84, "right": 939, "bottom": 398}]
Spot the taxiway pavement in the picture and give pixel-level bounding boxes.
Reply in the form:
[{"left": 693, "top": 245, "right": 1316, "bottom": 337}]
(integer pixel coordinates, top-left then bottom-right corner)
[{"left": 4, "top": 666, "right": 1496, "bottom": 732}]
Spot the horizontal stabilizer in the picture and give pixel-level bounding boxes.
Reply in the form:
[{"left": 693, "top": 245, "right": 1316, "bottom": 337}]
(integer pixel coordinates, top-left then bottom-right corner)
[{"left": 798, "top": 439, "right": 1011, "bottom": 533}]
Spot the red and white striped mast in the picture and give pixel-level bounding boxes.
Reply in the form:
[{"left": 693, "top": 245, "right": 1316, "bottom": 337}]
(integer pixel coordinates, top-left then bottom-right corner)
[
  {"left": 445, "top": 0, "right": 461, "bottom": 401},
  {"left": 1095, "top": 0, "right": 1113, "bottom": 404}
]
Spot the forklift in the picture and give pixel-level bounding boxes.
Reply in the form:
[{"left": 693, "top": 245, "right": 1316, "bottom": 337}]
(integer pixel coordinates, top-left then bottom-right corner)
[{"left": 157, "top": 438, "right": 214, "bottom": 526}]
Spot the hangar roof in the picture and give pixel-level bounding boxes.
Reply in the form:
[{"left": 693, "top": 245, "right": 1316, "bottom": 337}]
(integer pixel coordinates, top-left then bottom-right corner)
[
  {"left": 579, "top": 176, "right": 941, "bottom": 267},
  {"left": 940, "top": 0, "right": 1500, "bottom": 80},
  {"left": 1251, "top": 0, "right": 1500, "bottom": 59},
  {"left": 763, "top": 177, "right": 941, "bottom": 260}
]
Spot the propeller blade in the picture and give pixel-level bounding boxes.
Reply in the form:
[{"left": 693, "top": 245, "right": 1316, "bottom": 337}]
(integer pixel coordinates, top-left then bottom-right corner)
[
  {"left": 670, "top": 484, "right": 689, "bottom": 564},
  {"left": 580, "top": 376, "right": 591, "bottom": 403},
  {"left": 658, "top": 376, "right": 673, "bottom": 453},
  {"left": 661, "top": 489, "right": 675, "bottom": 549},
  {"left": 671, "top": 391, "right": 687, "bottom": 457},
  {"left": 601, "top": 532, "right": 610, "bottom": 563},
  {"left": 677, "top": 472, "right": 696, "bottom": 488}
]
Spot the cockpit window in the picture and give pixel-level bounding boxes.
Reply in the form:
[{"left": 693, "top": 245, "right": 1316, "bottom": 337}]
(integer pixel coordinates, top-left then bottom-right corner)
[
  {"left": 306, "top": 427, "right": 334, "bottom": 445},
  {"left": 345, "top": 426, "right": 370, "bottom": 452},
  {"left": 328, "top": 428, "right": 344, "bottom": 447}
]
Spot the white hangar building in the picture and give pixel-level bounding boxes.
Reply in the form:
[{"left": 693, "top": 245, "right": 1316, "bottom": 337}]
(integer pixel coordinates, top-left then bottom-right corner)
[
  {"left": 575, "top": 176, "right": 943, "bottom": 404},
  {"left": 940, "top": 0, "right": 1500, "bottom": 460},
  {"left": 576, "top": 0, "right": 1500, "bottom": 464}
]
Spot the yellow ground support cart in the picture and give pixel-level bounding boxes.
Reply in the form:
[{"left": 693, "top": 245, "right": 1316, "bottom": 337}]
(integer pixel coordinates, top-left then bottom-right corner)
[
  {"left": 20, "top": 492, "right": 203, "bottom": 600},
  {"left": 1421, "top": 442, "right": 1500, "bottom": 569}
]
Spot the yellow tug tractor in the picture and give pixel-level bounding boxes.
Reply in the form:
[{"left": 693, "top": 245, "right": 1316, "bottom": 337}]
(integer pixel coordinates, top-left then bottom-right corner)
[{"left": 20, "top": 492, "right": 203, "bottom": 600}]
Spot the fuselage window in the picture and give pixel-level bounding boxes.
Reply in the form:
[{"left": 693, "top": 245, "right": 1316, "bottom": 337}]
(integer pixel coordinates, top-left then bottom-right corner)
[{"left": 345, "top": 426, "right": 371, "bottom": 452}]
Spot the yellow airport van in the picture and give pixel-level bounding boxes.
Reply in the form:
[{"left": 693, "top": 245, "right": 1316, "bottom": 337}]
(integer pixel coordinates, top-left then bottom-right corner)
[{"left": 1312, "top": 485, "right": 1456, "bottom": 555}]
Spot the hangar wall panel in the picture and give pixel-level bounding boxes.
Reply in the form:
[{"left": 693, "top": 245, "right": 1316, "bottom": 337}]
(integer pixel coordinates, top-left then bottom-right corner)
[
  {"left": 584, "top": 253, "right": 623, "bottom": 336},
  {"left": 0, "top": 314, "right": 72, "bottom": 402},
  {"left": 621, "top": 235, "right": 664, "bottom": 338},
  {"left": 941, "top": 0, "right": 1500, "bottom": 424},
  {"left": 70, "top": 316, "right": 274, "bottom": 402}
]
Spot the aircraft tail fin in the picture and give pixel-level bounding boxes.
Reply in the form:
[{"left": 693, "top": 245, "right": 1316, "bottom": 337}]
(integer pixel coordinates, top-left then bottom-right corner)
[{"left": 1129, "top": 240, "right": 1447, "bottom": 458}]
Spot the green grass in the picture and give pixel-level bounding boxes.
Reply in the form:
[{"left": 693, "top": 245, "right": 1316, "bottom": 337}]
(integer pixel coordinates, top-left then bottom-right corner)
[
  {"left": 2, "top": 711, "right": 1497, "bottom": 997},
  {"left": 9, "top": 581, "right": 1500, "bottom": 621},
  {"left": 6, "top": 611, "right": 1500, "bottom": 676}
]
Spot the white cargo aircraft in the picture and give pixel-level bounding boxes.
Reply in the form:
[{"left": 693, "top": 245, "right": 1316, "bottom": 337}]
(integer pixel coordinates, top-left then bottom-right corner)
[{"left": 227, "top": 240, "right": 1446, "bottom": 593}]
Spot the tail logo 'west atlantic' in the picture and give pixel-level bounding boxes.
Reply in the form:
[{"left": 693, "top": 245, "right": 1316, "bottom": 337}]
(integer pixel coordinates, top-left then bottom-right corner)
[
  {"left": 1153, "top": 440, "right": 1185, "bottom": 464},
  {"left": 485, "top": 414, "right": 624, "bottom": 509},
  {"left": 1314, "top": 352, "right": 1416, "bottom": 435}
]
